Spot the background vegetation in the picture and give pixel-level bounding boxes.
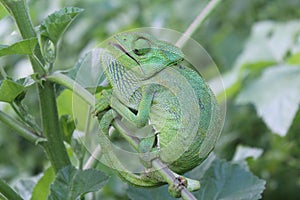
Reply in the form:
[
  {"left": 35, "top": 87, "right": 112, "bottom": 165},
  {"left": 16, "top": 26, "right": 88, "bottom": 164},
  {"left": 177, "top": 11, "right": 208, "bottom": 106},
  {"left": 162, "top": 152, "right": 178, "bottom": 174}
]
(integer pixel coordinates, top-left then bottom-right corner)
[{"left": 0, "top": 0, "right": 300, "bottom": 199}]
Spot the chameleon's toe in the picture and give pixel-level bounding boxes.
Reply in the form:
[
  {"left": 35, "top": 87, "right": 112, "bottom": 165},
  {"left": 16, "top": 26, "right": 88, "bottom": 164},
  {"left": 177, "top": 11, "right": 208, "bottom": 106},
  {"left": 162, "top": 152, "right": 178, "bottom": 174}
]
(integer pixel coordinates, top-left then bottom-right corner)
[
  {"left": 168, "top": 176, "right": 187, "bottom": 198},
  {"left": 94, "top": 99, "right": 110, "bottom": 116},
  {"left": 172, "top": 172, "right": 200, "bottom": 192},
  {"left": 93, "top": 89, "right": 113, "bottom": 117}
]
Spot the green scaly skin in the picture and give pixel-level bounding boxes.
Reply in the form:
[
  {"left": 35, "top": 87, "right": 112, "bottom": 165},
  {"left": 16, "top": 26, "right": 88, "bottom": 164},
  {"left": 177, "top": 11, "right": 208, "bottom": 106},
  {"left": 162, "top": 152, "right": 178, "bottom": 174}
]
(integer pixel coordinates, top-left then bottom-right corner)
[{"left": 95, "top": 32, "right": 221, "bottom": 191}]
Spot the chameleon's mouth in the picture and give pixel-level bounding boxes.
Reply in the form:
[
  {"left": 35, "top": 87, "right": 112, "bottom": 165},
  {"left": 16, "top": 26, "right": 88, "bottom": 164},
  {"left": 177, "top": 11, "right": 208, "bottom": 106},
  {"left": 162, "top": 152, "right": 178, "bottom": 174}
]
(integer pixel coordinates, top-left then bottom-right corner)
[{"left": 109, "top": 42, "right": 145, "bottom": 74}]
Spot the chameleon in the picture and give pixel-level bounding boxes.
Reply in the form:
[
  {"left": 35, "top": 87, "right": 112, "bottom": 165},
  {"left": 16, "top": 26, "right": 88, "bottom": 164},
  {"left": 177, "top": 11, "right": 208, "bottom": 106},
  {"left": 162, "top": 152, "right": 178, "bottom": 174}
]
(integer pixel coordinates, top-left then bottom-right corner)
[{"left": 95, "top": 32, "right": 221, "bottom": 193}]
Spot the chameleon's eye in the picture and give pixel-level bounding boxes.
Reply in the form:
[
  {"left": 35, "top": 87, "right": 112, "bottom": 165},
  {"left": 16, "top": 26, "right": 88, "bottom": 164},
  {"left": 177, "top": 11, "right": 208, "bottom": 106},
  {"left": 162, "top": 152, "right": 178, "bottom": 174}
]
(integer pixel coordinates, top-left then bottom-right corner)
[{"left": 132, "top": 37, "right": 151, "bottom": 56}]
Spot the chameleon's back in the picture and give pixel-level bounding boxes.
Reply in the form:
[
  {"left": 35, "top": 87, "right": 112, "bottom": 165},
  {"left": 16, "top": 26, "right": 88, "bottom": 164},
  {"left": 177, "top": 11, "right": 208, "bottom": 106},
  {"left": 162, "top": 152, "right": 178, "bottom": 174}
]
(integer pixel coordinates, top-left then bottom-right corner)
[{"left": 146, "top": 64, "right": 221, "bottom": 173}]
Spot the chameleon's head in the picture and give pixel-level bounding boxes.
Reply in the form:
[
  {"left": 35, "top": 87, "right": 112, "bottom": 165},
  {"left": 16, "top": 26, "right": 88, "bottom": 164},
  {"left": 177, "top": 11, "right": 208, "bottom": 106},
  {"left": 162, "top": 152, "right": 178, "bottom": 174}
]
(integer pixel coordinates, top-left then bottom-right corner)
[{"left": 107, "top": 32, "right": 184, "bottom": 79}]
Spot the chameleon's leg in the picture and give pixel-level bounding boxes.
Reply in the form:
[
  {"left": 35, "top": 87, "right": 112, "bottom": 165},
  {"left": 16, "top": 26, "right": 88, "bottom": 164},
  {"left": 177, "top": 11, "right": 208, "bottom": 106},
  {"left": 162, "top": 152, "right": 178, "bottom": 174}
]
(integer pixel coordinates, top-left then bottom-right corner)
[
  {"left": 99, "top": 110, "right": 200, "bottom": 192},
  {"left": 98, "top": 109, "right": 116, "bottom": 133},
  {"left": 94, "top": 89, "right": 112, "bottom": 116},
  {"left": 98, "top": 109, "right": 162, "bottom": 187},
  {"left": 110, "top": 85, "right": 154, "bottom": 128}
]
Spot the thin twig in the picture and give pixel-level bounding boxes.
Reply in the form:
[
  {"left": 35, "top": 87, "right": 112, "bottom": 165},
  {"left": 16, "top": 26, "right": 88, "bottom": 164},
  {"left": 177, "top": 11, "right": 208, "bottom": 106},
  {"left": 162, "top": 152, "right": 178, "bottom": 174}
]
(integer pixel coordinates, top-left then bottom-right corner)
[
  {"left": 46, "top": 72, "right": 95, "bottom": 105},
  {"left": 176, "top": 0, "right": 222, "bottom": 48},
  {"left": 0, "top": 66, "right": 8, "bottom": 79},
  {"left": 80, "top": 106, "right": 92, "bottom": 169},
  {"left": 0, "top": 110, "right": 44, "bottom": 143},
  {"left": 152, "top": 159, "right": 197, "bottom": 200},
  {"left": 83, "top": 145, "right": 101, "bottom": 170}
]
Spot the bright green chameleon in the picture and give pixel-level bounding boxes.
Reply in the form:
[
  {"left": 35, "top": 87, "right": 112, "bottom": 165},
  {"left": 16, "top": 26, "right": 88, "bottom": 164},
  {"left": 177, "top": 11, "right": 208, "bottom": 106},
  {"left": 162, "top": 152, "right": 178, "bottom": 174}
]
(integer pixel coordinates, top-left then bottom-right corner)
[{"left": 95, "top": 32, "right": 221, "bottom": 195}]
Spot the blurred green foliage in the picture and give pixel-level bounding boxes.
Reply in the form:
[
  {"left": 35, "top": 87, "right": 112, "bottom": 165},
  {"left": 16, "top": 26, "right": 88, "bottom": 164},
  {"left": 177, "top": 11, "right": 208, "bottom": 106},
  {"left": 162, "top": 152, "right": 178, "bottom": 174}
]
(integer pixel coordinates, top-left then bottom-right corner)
[{"left": 1, "top": 0, "right": 300, "bottom": 199}]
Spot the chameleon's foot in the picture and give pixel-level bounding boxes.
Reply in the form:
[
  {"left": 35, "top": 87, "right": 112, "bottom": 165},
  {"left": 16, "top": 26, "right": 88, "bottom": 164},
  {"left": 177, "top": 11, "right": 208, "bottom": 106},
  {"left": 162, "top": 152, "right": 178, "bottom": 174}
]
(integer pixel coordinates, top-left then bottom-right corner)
[
  {"left": 168, "top": 176, "right": 188, "bottom": 198},
  {"left": 172, "top": 172, "right": 200, "bottom": 192},
  {"left": 93, "top": 89, "right": 112, "bottom": 117},
  {"left": 99, "top": 109, "right": 118, "bottom": 134}
]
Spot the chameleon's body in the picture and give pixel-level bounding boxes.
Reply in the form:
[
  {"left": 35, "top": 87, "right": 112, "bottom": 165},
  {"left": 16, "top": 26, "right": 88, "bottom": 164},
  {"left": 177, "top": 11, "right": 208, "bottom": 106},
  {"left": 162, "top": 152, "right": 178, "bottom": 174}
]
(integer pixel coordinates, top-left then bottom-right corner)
[{"left": 96, "top": 32, "right": 221, "bottom": 189}]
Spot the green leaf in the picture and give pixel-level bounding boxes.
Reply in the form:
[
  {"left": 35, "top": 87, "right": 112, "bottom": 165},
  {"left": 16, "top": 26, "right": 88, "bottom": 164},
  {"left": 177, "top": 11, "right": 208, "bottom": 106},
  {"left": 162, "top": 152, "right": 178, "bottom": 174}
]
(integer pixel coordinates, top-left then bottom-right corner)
[
  {"left": 42, "top": 39, "right": 56, "bottom": 64},
  {"left": 0, "top": 38, "right": 37, "bottom": 57},
  {"left": 236, "top": 65, "right": 300, "bottom": 136},
  {"left": 57, "top": 90, "right": 73, "bottom": 117},
  {"left": 236, "top": 21, "right": 300, "bottom": 68},
  {"left": 56, "top": 87, "right": 91, "bottom": 132},
  {"left": 15, "top": 76, "right": 35, "bottom": 88},
  {"left": 232, "top": 145, "right": 263, "bottom": 162},
  {"left": 0, "top": 3, "right": 9, "bottom": 18},
  {"left": 31, "top": 167, "right": 55, "bottom": 200},
  {"left": 225, "top": 21, "right": 300, "bottom": 101},
  {"left": 0, "top": 79, "right": 26, "bottom": 103},
  {"left": 39, "top": 7, "right": 84, "bottom": 44},
  {"left": 194, "top": 158, "right": 266, "bottom": 200},
  {"left": 56, "top": 90, "right": 79, "bottom": 143},
  {"left": 268, "top": 21, "right": 300, "bottom": 61},
  {"left": 48, "top": 165, "right": 109, "bottom": 200},
  {"left": 234, "top": 21, "right": 276, "bottom": 68},
  {"left": 232, "top": 145, "right": 264, "bottom": 171},
  {"left": 186, "top": 153, "right": 216, "bottom": 180},
  {"left": 287, "top": 51, "right": 300, "bottom": 65}
]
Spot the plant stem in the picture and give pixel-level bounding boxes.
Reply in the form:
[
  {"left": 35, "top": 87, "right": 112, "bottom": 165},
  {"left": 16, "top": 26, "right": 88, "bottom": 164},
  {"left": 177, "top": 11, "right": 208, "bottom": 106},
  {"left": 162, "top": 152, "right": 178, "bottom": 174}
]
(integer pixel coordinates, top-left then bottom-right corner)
[
  {"left": 38, "top": 81, "right": 71, "bottom": 171},
  {"left": 0, "top": 110, "right": 43, "bottom": 143},
  {"left": 152, "top": 160, "right": 197, "bottom": 200},
  {"left": 0, "top": 0, "right": 70, "bottom": 172},
  {"left": 0, "top": 178, "right": 23, "bottom": 200},
  {"left": 176, "top": 0, "right": 222, "bottom": 48},
  {"left": 46, "top": 72, "right": 95, "bottom": 105},
  {"left": 83, "top": 145, "right": 101, "bottom": 170}
]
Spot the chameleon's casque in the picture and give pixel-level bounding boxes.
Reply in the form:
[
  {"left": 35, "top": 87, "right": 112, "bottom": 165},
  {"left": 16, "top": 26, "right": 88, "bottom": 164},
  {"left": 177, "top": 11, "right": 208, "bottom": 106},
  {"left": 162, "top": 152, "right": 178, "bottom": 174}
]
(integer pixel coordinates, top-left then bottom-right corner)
[{"left": 96, "top": 32, "right": 221, "bottom": 188}]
